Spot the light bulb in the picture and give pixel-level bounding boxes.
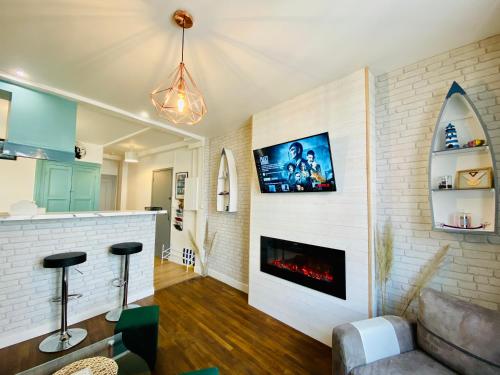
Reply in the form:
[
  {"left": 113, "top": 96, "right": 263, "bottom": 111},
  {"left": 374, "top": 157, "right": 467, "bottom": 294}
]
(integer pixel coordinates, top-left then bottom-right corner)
[{"left": 177, "top": 93, "right": 185, "bottom": 113}]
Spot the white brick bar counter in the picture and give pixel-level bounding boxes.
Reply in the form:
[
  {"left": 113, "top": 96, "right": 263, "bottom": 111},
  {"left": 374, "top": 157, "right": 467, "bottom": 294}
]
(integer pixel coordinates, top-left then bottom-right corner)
[{"left": 0, "top": 211, "right": 164, "bottom": 348}]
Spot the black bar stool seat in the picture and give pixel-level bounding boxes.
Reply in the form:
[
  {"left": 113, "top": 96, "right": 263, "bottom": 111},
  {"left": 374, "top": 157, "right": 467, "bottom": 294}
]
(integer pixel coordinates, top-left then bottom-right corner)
[
  {"left": 39, "top": 252, "right": 87, "bottom": 353},
  {"left": 110, "top": 242, "right": 143, "bottom": 256},
  {"left": 43, "top": 252, "right": 87, "bottom": 268},
  {"left": 106, "top": 242, "right": 143, "bottom": 322}
]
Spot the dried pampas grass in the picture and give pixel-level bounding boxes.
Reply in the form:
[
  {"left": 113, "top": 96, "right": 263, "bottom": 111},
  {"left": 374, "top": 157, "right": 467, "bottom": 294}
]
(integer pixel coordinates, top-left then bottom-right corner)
[
  {"left": 399, "top": 244, "right": 450, "bottom": 317},
  {"left": 189, "top": 220, "right": 217, "bottom": 277},
  {"left": 376, "top": 220, "right": 393, "bottom": 315}
]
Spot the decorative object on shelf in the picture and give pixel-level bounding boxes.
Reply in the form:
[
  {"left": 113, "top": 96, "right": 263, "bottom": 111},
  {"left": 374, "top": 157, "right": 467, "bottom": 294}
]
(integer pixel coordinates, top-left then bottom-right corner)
[
  {"left": 400, "top": 244, "right": 449, "bottom": 317},
  {"left": 455, "top": 211, "right": 472, "bottom": 229},
  {"left": 74, "top": 144, "right": 86, "bottom": 160},
  {"left": 429, "top": 81, "right": 496, "bottom": 233},
  {"left": 173, "top": 200, "right": 184, "bottom": 231},
  {"left": 456, "top": 167, "right": 493, "bottom": 189},
  {"left": 182, "top": 247, "right": 195, "bottom": 271},
  {"left": 438, "top": 175, "right": 453, "bottom": 190},
  {"left": 150, "top": 10, "right": 207, "bottom": 125},
  {"left": 463, "top": 139, "right": 485, "bottom": 148},
  {"left": 375, "top": 219, "right": 393, "bottom": 316},
  {"left": 445, "top": 123, "right": 459, "bottom": 149},
  {"left": 188, "top": 220, "right": 218, "bottom": 277},
  {"left": 9, "top": 200, "right": 39, "bottom": 216},
  {"left": 217, "top": 148, "right": 238, "bottom": 212},
  {"left": 175, "top": 171, "right": 188, "bottom": 199}
]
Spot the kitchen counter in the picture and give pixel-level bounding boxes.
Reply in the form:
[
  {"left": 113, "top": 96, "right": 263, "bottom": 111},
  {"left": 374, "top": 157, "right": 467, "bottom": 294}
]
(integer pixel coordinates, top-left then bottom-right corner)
[
  {"left": 0, "top": 209, "right": 167, "bottom": 222},
  {"left": 0, "top": 210, "right": 162, "bottom": 348}
]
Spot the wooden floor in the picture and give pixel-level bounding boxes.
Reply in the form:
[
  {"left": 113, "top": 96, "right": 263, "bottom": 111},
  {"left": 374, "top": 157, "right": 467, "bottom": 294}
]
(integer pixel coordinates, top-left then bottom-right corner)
[
  {"left": 154, "top": 258, "right": 198, "bottom": 291},
  {"left": 0, "top": 277, "right": 331, "bottom": 375}
]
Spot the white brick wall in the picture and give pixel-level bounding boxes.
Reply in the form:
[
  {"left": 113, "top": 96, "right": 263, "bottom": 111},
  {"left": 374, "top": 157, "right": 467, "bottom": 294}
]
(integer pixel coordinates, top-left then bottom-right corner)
[
  {"left": 205, "top": 123, "right": 251, "bottom": 291},
  {"left": 0, "top": 215, "right": 155, "bottom": 348},
  {"left": 375, "top": 34, "right": 500, "bottom": 315},
  {"left": 249, "top": 69, "right": 372, "bottom": 346}
]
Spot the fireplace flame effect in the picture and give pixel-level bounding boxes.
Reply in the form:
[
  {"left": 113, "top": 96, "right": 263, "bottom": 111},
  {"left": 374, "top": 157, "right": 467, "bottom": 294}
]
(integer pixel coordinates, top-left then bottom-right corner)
[{"left": 271, "top": 259, "right": 334, "bottom": 282}]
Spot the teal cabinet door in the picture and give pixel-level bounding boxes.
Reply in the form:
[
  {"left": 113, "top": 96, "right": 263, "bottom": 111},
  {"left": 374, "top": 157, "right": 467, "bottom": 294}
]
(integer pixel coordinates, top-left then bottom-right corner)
[
  {"left": 70, "top": 163, "right": 101, "bottom": 211},
  {"left": 35, "top": 161, "right": 101, "bottom": 212},
  {"left": 0, "top": 80, "right": 77, "bottom": 153},
  {"left": 35, "top": 161, "right": 73, "bottom": 212}
]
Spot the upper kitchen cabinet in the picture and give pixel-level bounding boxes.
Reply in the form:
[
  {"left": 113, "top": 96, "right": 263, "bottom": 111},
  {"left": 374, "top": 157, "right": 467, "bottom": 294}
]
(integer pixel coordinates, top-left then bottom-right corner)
[{"left": 0, "top": 80, "right": 77, "bottom": 161}]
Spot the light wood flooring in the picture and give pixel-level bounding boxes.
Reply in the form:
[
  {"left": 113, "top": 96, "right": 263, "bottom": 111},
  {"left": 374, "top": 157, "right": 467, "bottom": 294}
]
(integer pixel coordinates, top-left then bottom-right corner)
[{"left": 154, "top": 257, "right": 198, "bottom": 291}]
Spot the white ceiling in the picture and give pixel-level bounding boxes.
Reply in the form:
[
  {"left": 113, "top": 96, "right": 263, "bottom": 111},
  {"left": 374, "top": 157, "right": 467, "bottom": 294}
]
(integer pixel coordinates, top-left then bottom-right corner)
[
  {"left": 0, "top": 0, "right": 499, "bottom": 138},
  {"left": 76, "top": 104, "right": 184, "bottom": 155}
]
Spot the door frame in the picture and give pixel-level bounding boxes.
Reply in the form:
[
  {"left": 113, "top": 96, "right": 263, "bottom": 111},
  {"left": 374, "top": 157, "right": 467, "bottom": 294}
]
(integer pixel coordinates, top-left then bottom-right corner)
[
  {"left": 100, "top": 174, "right": 118, "bottom": 211},
  {"left": 151, "top": 168, "right": 174, "bottom": 256}
]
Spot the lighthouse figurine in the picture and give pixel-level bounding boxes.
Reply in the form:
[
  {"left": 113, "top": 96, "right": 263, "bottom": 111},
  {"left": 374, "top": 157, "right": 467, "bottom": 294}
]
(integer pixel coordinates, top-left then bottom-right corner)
[{"left": 445, "top": 123, "right": 459, "bottom": 149}]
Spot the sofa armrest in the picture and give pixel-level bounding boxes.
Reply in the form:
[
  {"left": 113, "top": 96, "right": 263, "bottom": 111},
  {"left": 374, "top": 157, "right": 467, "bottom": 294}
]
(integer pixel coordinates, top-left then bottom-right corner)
[{"left": 332, "top": 315, "right": 415, "bottom": 375}]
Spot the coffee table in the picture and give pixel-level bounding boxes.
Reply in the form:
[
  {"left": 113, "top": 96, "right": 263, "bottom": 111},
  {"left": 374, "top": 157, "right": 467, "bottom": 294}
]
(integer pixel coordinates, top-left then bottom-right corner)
[{"left": 16, "top": 333, "right": 150, "bottom": 375}]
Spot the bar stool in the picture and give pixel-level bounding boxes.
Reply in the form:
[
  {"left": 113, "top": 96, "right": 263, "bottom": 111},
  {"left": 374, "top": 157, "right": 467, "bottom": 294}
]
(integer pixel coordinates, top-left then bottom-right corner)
[
  {"left": 106, "top": 242, "right": 143, "bottom": 322},
  {"left": 39, "top": 252, "right": 87, "bottom": 353}
]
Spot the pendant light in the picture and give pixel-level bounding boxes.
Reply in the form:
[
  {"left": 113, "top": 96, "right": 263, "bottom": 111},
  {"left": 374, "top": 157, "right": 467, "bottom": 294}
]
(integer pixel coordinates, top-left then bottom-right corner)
[
  {"left": 124, "top": 151, "right": 139, "bottom": 163},
  {"left": 151, "top": 10, "right": 207, "bottom": 125}
]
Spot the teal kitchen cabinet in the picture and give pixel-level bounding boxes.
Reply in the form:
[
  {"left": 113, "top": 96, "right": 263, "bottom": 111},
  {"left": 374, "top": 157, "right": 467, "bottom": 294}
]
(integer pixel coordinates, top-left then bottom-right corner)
[
  {"left": 35, "top": 160, "right": 101, "bottom": 212},
  {"left": 0, "top": 80, "right": 77, "bottom": 155},
  {"left": 70, "top": 163, "right": 101, "bottom": 211}
]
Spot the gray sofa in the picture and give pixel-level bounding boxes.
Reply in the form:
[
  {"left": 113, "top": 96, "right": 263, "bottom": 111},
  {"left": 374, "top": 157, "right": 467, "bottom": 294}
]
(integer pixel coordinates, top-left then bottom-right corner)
[{"left": 332, "top": 288, "right": 500, "bottom": 374}]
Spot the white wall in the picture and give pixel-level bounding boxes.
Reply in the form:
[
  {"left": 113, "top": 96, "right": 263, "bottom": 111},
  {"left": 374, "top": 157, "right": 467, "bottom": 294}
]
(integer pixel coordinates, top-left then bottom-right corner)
[
  {"left": 101, "top": 158, "right": 119, "bottom": 176},
  {"left": 75, "top": 141, "right": 103, "bottom": 164},
  {"left": 0, "top": 158, "right": 37, "bottom": 212},
  {"left": 249, "top": 69, "right": 374, "bottom": 346},
  {"left": 375, "top": 34, "right": 500, "bottom": 314},
  {"left": 126, "top": 146, "right": 202, "bottom": 263},
  {"left": 205, "top": 123, "right": 252, "bottom": 292}
]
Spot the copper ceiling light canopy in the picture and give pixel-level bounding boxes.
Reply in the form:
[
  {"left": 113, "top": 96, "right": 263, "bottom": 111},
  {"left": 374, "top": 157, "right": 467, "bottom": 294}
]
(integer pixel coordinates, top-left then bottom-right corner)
[{"left": 151, "top": 10, "right": 207, "bottom": 125}]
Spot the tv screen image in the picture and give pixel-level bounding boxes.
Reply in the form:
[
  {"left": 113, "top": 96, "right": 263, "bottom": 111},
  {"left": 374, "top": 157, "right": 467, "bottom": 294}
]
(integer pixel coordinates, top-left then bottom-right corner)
[{"left": 253, "top": 132, "right": 336, "bottom": 193}]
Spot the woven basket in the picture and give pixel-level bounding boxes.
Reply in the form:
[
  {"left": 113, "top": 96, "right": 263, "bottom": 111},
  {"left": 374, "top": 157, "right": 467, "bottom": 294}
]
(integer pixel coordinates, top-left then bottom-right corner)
[{"left": 53, "top": 356, "right": 118, "bottom": 375}]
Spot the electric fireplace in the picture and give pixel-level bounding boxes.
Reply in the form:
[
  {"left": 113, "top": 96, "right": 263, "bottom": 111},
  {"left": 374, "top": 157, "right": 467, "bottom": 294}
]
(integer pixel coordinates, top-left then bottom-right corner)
[{"left": 260, "top": 236, "right": 346, "bottom": 299}]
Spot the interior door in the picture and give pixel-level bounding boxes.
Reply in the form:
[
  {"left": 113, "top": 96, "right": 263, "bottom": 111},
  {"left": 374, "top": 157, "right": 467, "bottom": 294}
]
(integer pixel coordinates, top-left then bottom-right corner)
[
  {"left": 151, "top": 169, "right": 173, "bottom": 258},
  {"left": 100, "top": 174, "right": 117, "bottom": 211},
  {"left": 70, "top": 163, "right": 101, "bottom": 211},
  {"left": 35, "top": 160, "right": 73, "bottom": 212}
]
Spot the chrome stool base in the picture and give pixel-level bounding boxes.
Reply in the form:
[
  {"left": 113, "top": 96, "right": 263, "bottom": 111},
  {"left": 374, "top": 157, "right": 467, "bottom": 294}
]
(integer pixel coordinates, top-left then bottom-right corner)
[
  {"left": 39, "top": 328, "right": 87, "bottom": 353},
  {"left": 105, "top": 304, "right": 141, "bottom": 322}
]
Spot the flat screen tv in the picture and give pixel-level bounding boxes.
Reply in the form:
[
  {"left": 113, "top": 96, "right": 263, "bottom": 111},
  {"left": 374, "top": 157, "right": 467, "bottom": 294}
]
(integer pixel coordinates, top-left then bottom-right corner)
[{"left": 253, "top": 132, "right": 336, "bottom": 193}]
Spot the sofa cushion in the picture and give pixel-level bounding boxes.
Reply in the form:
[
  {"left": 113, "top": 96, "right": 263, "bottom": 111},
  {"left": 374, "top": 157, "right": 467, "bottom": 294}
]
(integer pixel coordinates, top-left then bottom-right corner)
[
  {"left": 350, "top": 350, "right": 455, "bottom": 375},
  {"left": 418, "top": 288, "right": 500, "bottom": 375}
]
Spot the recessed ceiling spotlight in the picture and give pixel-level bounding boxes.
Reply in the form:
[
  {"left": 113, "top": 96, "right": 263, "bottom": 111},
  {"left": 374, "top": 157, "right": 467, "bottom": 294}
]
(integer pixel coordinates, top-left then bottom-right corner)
[
  {"left": 14, "top": 69, "right": 28, "bottom": 78},
  {"left": 140, "top": 111, "right": 149, "bottom": 118}
]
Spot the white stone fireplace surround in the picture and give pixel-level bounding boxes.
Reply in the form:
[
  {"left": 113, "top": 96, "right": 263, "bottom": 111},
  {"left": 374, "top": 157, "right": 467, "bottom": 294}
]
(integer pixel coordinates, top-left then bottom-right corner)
[{"left": 249, "top": 69, "right": 375, "bottom": 346}]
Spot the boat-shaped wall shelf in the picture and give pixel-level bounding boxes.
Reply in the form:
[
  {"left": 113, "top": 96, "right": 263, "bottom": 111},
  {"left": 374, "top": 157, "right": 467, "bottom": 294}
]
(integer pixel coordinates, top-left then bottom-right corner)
[
  {"left": 217, "top": 148, "right": 238, "bottom": 212},
  {"left": 429, "top": 81, "right": 497, "bottom": 233}
]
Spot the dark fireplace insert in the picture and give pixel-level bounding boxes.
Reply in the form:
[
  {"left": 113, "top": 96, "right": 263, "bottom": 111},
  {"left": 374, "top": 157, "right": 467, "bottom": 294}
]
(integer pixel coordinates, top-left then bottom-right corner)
[{"left": 260, "top": 236, "right": 346, "bottom": 299}]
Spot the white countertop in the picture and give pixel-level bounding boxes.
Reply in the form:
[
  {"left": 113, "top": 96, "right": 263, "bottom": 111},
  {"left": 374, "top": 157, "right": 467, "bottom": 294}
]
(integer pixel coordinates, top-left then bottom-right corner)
[{"left": 0, "top": 210, "right": 168, "bottom": 222}]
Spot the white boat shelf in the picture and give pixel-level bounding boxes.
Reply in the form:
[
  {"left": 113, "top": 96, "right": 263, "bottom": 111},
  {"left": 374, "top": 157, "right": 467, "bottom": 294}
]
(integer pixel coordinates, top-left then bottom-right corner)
[
  {"left": 428, "top": 81, "right": 497, "bottom": 233},
  {"left": 216, "top": 148, "right": 238, "bottom": 212}
]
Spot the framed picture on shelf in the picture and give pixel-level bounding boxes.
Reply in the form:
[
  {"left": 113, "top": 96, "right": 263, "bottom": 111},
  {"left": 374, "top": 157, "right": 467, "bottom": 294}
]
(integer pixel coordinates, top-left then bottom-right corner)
[
  {"left": 456, "top": 167, "right": 493, "bottom": 189},
  {"left": 175, "top": 172, "right": 188, "bottom": 199}
]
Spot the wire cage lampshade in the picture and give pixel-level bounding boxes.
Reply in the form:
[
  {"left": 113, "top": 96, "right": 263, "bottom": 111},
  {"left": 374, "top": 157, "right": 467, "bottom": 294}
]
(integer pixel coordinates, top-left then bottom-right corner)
[{"left": 151, "top": 10, "right": 207, "bottom": 125}]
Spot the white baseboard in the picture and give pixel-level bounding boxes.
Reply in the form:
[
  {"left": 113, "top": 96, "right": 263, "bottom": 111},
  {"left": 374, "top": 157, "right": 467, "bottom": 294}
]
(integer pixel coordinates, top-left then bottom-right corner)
[
  {"left": 0, "top": 288, "right": 154, "bottom": 349},
  {"left": 208, "top": 269, "right": 249, "bottom": 293}
]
